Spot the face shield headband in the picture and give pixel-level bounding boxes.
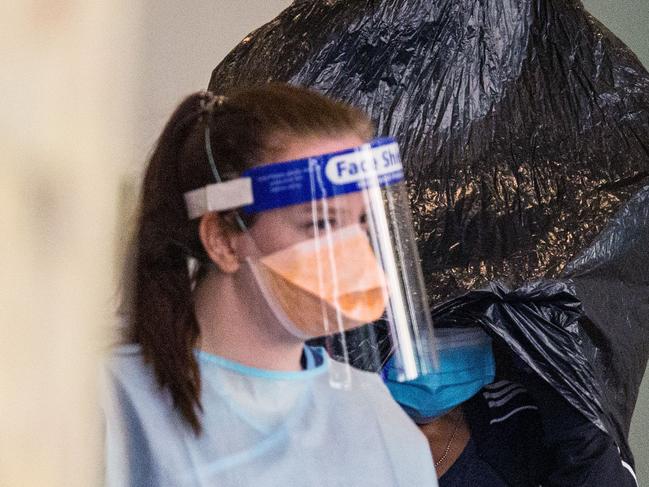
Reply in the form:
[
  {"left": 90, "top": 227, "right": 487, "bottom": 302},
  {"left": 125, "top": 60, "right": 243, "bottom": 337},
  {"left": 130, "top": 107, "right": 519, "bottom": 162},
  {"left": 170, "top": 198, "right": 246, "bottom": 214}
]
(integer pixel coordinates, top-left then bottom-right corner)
[{"left": 183, "top": 137, "right": 404, "bottom": 219}]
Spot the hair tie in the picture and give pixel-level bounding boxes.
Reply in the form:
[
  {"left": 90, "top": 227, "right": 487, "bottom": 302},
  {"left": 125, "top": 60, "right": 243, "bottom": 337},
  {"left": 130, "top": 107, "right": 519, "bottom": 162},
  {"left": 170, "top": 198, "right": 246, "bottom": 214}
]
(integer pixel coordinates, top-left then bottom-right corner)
[{"left": 200, "top": 91, "right": 227, "bottom": 115}]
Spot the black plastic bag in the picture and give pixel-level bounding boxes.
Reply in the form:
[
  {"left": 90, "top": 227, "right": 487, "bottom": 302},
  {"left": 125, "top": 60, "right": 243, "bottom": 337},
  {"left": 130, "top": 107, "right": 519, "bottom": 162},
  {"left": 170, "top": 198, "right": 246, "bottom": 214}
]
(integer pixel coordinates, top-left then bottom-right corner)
[
  {"left": 208, "top": 0, "right": 649, "bottom": 463},
  {"left": 563, "top": 183, "right": 649, "bottom": 463}
]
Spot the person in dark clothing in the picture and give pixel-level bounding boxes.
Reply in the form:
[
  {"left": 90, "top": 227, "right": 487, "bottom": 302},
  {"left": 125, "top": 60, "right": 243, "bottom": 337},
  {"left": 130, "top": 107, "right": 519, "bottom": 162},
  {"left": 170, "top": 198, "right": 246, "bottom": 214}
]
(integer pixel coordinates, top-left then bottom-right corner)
[
  {"left": 420, "top": 380, "right": 546, "bottom": 485},
  {"left": 383, "top": 328, "right": 639, "bottom": 486}
]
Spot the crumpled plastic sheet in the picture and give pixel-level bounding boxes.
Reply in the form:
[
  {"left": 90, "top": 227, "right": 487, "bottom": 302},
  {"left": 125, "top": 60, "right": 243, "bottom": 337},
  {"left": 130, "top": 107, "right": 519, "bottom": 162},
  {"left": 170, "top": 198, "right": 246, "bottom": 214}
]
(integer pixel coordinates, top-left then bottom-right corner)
[
  {"left": 208, "top": 0, "right": 649, "bottom": 463},
  {"left": 563, "top": 183, "right": 649, "bottom": 463}
]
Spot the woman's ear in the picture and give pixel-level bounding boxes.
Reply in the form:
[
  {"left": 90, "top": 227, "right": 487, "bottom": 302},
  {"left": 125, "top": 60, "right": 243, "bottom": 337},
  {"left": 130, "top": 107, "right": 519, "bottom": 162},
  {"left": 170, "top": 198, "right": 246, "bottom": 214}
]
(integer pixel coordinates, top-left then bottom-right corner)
[{"left": 199, "top": 212, "right": 241, "bottom": 273}]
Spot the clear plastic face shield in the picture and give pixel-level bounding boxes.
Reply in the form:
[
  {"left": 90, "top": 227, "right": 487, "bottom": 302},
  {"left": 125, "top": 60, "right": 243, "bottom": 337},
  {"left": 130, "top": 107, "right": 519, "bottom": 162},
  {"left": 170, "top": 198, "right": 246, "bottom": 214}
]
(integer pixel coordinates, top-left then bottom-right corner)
[{"left": 185, "top": 136, "right": 436, "bottom": 386}]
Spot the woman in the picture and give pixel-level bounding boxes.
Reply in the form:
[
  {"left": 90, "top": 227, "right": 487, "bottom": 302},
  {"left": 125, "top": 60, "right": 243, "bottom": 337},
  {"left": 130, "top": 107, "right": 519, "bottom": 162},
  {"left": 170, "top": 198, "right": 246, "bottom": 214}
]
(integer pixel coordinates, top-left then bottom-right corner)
[
  {"left": 383, "top": 327, "right": 639, "bottom": 486},
  {"left": 102, "top": 84, "right": 438, "bottom": 486}
]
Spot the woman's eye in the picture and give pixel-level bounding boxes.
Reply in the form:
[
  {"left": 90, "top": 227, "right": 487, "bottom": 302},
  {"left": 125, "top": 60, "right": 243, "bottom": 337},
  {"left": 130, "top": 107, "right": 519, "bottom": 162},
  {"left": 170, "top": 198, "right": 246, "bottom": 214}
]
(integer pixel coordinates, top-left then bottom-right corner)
[
  {"left": 318, "top": 218, "right": 333, "bottom": 230},
  {"left": 304, "top": 218, "right": 337, "bottom": 232},
  {"left": 316, "top": 218, "right": 337, "bottom": 230}
]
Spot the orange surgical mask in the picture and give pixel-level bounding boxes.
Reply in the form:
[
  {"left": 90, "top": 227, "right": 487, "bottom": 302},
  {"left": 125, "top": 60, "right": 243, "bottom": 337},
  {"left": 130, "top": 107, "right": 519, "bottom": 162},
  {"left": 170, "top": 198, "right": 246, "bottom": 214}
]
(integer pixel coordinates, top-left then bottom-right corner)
[{"left": 251, "top": 224, "right": 387, "bottom": 339}]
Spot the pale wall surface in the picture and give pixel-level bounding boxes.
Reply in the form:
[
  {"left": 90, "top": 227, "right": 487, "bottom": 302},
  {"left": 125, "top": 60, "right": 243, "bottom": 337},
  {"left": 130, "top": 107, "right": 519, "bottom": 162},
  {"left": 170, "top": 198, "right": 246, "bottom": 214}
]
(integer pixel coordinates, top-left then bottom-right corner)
[
  {"left": 584, "top": 0, "right": 649, "bottom": 68},
  {"left": 131, "top": 0, "right": 293, "bottom": 172},
  {"left": 0, "top": 0, "right": 142, "bottom": 485}
]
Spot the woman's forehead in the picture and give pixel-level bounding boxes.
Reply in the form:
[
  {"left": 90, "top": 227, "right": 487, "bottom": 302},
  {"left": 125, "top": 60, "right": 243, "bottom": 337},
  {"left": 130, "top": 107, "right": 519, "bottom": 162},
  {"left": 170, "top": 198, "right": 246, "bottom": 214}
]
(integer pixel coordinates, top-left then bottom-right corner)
[{"left": 262, "top": 133, "right": 366, "bottom": 165}]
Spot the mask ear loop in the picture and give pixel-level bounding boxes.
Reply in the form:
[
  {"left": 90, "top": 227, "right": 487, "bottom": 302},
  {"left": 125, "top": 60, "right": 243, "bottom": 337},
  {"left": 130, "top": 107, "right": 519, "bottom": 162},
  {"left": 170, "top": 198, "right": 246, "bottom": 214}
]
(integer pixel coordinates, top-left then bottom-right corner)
[{"left": 201, "top": 93, "right": 248, "bottom": 232}]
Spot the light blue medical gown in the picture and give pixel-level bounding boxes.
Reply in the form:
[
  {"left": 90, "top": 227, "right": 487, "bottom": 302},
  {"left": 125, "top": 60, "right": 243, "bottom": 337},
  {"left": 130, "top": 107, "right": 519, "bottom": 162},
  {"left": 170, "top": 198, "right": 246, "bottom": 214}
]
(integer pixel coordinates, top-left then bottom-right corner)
[{"left": 102, "top": 345, "right": 438, "bottom": 486}]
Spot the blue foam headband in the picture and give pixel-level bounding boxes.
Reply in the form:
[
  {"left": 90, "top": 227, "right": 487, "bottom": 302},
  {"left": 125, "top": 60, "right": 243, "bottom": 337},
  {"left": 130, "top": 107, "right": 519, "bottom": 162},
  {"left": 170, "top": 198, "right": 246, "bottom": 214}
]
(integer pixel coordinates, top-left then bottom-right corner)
[{"left": 240, "top": 137, "right": 404, "bottom": 214}]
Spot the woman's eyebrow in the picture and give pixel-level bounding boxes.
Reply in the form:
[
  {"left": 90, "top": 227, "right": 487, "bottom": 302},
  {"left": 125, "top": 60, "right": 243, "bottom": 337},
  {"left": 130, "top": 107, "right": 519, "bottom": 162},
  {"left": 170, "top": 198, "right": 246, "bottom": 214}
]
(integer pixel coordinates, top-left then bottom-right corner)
[
  {"left": 307, "top": 203, "right": 351, "bottom": 215},
  {"left": 298, "top": 203, "right": 351, "bottom": 215}
]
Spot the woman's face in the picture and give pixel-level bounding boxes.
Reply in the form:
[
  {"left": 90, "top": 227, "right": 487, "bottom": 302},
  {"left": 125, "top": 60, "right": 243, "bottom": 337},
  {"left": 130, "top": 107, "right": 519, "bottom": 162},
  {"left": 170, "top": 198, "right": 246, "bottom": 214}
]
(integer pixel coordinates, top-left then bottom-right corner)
[{"left": 244, "top": 133, "right": 368, "bottom": 256}]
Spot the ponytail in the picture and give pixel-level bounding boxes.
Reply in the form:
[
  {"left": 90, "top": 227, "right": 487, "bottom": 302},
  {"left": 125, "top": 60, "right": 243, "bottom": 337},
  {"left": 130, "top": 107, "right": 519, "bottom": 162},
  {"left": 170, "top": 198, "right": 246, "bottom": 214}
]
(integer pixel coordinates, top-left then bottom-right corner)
[{"left": 128, "top": 94, "right": 207, "bottom": 434}]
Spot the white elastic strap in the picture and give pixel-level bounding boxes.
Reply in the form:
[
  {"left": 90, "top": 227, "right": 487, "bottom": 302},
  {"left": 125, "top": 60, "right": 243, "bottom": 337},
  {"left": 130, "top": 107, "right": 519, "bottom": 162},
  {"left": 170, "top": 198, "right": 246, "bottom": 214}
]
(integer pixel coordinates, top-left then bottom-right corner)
[
  {"left": 184, "top": 178, "right": 253, "bottom": 219},
  {"left": 246, "top": 257, "right": 314, "bottom": 340}
]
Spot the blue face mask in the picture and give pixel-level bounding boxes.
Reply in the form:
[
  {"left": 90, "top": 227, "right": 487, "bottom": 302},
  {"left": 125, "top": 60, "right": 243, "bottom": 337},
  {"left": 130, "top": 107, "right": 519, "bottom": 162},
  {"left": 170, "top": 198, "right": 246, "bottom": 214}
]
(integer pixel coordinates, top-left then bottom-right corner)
[{"left": 382, "top": 328, "right": 495, "bottom": 423}]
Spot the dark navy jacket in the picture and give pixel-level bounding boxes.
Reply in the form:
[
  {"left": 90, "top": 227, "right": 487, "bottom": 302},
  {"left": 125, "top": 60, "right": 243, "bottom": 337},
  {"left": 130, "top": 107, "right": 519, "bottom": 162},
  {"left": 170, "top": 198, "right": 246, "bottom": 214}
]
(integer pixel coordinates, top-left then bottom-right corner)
[{"left": 439, "top": 380, "right": 638, "bottom": 487}]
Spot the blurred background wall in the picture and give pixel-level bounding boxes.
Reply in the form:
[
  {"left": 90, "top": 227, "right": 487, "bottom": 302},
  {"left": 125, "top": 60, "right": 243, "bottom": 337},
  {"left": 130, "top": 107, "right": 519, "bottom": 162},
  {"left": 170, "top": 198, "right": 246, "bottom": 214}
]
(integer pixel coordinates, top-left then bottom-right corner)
[
  {"left": 1, "top": 1, "right": 645, "bottom": 485},
  {"left": 0, "top": 0, "right": 142, "bottom": 485}
]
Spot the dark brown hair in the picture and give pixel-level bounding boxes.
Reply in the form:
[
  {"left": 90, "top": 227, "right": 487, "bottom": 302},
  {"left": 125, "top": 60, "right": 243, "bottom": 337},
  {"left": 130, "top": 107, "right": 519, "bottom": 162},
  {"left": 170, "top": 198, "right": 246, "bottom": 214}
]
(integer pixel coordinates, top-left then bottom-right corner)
[{"left": 124, "top": 84, "right": 373, "bottom": 433}]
